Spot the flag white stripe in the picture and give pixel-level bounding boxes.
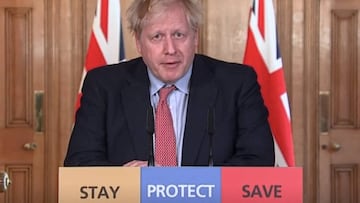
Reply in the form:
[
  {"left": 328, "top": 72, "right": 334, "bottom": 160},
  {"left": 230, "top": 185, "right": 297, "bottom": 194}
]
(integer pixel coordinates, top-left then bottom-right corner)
[
  {"left": 274, "top": 139, "right": 288, "bottom": 166},
  {"left": 93, "top": 0, "right": 121, "bottom": 64},
  {"left": 281, "top": 93, "right": 291, "bottom": 121},
  {"left": 78, "top": 70, "right": 87, "bottom": 93},
  {"left": 249, "top": 0, "right": 282, "bottom": 73}
]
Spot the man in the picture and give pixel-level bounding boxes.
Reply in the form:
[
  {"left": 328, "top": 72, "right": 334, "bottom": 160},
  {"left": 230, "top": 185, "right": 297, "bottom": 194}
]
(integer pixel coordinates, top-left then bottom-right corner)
[{"left": 64, "top": 0, "right": 275, "bottom": 167}]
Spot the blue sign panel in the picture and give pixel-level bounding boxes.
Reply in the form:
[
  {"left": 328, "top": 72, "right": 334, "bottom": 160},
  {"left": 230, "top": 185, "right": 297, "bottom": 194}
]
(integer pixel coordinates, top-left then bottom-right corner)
[{"left": 141, "top": 167, "right": 221, "bottom": 203}]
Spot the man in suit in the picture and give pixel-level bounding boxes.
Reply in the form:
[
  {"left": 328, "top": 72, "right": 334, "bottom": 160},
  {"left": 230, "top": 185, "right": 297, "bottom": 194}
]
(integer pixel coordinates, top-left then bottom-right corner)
[{"left": 64, "top": 0, "right": 275, "bottom": 167}]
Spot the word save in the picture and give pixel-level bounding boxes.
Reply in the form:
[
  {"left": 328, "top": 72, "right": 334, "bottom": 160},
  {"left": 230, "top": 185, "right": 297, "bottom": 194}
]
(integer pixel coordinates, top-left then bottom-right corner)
[{"left": 242, "top": 184, "right": 282, "bottom": 198}]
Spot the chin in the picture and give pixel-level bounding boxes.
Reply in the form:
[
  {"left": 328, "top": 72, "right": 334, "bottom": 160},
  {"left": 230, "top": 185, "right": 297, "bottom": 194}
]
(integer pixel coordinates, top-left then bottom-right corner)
[{"left": 161, "top": 74, "right": 181, "bottom": 84}]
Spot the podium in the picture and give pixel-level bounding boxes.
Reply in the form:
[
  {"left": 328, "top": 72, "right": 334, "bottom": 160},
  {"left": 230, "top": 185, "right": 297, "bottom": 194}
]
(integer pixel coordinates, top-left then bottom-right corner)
[{"left": 58, "top": 167, "right": 302, "bottom": 203}]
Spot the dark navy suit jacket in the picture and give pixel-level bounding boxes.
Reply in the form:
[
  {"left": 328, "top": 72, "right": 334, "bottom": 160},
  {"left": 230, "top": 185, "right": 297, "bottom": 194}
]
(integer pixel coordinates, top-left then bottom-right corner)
[{"left": 64, "top": 54, "right": 275, "bottom": 166}]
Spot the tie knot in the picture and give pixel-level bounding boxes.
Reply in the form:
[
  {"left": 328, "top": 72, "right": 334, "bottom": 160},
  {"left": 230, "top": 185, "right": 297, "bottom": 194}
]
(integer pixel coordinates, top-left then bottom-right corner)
[{"left": 159, "top": 85, "right": 176, "bottom": 102}]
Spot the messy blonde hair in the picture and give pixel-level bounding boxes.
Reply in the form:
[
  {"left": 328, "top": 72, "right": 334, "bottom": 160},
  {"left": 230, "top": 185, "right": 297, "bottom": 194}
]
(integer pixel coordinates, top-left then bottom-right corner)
[{"left": 126, "top": 0, "right": 203, "bottom": 35}]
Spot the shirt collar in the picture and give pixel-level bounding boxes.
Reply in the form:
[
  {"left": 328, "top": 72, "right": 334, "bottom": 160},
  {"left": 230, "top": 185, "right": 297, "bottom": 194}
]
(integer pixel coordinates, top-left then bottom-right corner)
[{"left": 148, "top": 65, "right": 192, "bottom": 96}]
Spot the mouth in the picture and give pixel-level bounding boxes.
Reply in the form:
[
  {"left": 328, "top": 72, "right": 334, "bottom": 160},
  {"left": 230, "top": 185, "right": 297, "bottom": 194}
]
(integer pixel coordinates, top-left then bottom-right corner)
[{"left": 162, "top": 61, "right": 181, "bottom": 68}]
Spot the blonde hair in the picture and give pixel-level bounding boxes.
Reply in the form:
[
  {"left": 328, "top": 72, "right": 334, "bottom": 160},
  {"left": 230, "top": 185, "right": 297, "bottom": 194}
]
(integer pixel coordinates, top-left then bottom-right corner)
[{"left": 126, "top": 0, "right": 203, "bottom": 35}]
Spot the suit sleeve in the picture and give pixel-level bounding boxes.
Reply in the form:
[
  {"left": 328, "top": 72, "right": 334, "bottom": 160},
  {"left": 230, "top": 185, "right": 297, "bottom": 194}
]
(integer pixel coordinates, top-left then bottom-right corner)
[
  {"left": 64, "top": 71, "right": 117, "bottom": 166},
  {"left": 223, "top": 68, "right": 275, "bottom": 166}
]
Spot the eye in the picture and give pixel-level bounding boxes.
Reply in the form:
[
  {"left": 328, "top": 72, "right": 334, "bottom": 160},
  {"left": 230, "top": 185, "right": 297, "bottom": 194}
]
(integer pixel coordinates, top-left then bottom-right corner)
[
  {"left": 151, "top": 33, "right": 163, "bottom": 41},
  {"left": 173, "top": 32, "right": 185, "bottom": 39}
]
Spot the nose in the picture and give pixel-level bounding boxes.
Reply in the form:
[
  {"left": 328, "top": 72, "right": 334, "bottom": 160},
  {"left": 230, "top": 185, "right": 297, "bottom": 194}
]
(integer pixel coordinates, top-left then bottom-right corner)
[{"left": 164, "top": 37, "right": 176, "bottom": 55}]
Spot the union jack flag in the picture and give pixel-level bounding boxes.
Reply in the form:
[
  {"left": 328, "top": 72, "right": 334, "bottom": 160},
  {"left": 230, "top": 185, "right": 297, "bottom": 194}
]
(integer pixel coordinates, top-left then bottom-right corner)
[
  {"left": 243, "top": 0, "right": 295, "bottom": 166},
  {"left": 75, "top": 0, "right": 125, "bottom": 111}
]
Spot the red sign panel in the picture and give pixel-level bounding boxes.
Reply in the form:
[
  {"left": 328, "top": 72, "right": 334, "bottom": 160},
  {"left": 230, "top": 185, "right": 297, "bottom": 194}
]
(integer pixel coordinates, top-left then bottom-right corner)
[{"left": 221, "top": 167, "right": 302, "bottom": 203}]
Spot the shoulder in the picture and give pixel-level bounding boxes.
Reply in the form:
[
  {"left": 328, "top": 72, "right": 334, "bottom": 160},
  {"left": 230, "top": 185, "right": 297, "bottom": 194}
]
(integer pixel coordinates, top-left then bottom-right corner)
[
  {"left": 86, "top": 57, "right": 144, "bottom": 78},
  {"left": 194, "top": 54, "right": 257, "bottom": 79},
  {"left": 83, "top": 57, "right": 148, "bottom": 86}
]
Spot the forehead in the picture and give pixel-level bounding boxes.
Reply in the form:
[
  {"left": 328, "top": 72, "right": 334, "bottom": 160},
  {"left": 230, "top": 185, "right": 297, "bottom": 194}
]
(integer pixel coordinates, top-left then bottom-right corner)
[{"left": 142, "top": 2, "right": 190, "bottom": 30}]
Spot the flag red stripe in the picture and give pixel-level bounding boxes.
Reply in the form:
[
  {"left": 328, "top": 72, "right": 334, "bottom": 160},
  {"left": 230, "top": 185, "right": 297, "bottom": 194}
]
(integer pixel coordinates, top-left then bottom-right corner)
[
  {"left": 74, "top": 0, "right": 124, "bottom": 117},
  {"left": 243, "top": 0, "right": 295, "bottom": 166},
  {"left": 100, "top": 0, "right": 109, "bottom": 40},
  {"left": 258, "top": 0, "right": 265, "bottom": 38},
  {"left": 84, "top": 33, "right": 107, "bottom": 71}
]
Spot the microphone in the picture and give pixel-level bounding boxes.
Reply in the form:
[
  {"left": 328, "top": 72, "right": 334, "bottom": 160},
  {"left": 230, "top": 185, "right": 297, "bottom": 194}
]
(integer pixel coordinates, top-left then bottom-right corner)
[
  {"left": 207, "top": 107, "right": 215, "bottom": 166},
  {"left": 146, "top": 106, "right": 155, "bottom": 166}
]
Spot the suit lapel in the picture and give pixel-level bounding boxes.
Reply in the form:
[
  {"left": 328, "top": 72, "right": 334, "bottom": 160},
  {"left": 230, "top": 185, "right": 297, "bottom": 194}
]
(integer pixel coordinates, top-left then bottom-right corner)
[
  {"left": 182, "top": 55, "right": 218, "bottom": 165},
  {"left": 121, "top": 60, "right": 152, "bottom": 159},
  {"left": 120, "top": 56, "right": 219, "bottom": 164}
]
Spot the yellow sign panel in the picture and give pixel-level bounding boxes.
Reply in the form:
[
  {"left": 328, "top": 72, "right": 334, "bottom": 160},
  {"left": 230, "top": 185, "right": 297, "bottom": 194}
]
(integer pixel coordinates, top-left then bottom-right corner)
[{"left": 59, "top": 167, "right": 140, "bottom": 203}]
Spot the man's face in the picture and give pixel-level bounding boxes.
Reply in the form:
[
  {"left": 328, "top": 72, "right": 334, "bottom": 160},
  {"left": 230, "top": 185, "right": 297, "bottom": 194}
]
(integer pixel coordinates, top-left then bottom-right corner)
[{"left": 135, "top": 3, "right": 198, "bottom": 83}]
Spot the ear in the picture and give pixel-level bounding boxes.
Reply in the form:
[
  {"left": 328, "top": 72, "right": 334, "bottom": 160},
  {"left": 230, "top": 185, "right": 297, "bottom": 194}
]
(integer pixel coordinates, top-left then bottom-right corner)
[
  {"left": 193, "top": 29, "right": 199, "bottom": 49},
  {"left": 195, "top": 30, "right": 199, "bottom": 46},
  {"left": 135, "top": 32, "right": 142, "bottom": 54}
]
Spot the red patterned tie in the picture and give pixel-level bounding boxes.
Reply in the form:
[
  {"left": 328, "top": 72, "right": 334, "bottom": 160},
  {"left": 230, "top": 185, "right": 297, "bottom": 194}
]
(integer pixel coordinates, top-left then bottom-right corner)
[{"left": 155, "top": 85, "right": 177, "bottom": 166}]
